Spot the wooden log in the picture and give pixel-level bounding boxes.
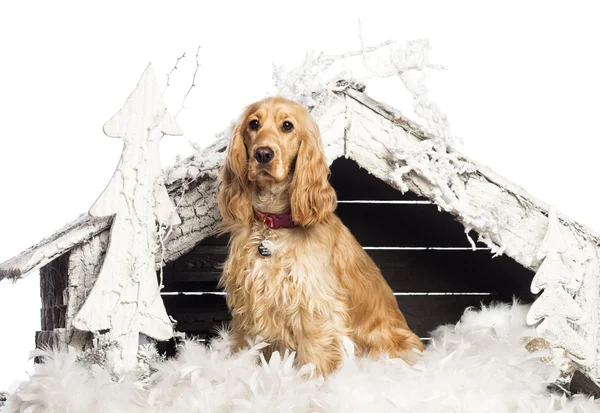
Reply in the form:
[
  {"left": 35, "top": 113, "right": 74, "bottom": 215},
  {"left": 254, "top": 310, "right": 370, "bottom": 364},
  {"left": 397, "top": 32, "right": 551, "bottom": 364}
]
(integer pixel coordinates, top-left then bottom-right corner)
[
  {"left": 57, "top": 305, "right": 66, "bottom": 328},
  {"left": 39, "top": 253, "right": 69, "bottom": 330},
  {"left": 40, "top": 308, "right": 49, "bottom": 332},
  {"left": 65, "top": 231, "right": 109, "bottom": 350},
  {"left": 40, "top": 306, "right": 67, "bottom": 331},
  {"left": 161, "top": 177, "right": 223, "bottom": 264}
]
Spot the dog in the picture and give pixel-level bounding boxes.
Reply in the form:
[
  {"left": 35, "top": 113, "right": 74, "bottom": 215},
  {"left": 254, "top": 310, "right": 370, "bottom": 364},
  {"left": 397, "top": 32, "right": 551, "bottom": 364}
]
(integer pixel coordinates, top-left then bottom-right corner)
[{"left": 217, "top": 96, "right": 423, "bottom": 375}]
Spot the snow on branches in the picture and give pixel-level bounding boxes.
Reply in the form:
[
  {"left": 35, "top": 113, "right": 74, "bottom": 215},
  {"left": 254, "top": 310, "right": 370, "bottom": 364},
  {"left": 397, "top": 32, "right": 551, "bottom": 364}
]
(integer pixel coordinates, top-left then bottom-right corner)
[{"left": 273, "top": 33, "right": 452, "bottom": 142}]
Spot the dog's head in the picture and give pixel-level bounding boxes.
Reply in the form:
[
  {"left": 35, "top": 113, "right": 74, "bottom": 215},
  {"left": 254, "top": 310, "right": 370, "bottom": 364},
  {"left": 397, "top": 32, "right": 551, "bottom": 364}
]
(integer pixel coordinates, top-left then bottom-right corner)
[{"left": 218, "top": 96, "right": 337, "bottom": 230}]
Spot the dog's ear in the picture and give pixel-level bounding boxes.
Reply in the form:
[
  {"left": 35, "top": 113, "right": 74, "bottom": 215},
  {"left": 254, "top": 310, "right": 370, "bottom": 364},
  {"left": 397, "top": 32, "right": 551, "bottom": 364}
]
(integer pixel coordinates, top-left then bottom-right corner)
[
  {"left": 218, "top": 119, "right": 253, "bottom": 232},
  {"left": 290, "top": 117, "right": 337, "bottom": 226}
]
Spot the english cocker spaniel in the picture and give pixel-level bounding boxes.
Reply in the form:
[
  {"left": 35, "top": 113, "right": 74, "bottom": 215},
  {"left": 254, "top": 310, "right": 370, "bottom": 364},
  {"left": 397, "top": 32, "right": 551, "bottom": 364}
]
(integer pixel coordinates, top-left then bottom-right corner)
[{"left": 218, "top": 96, "right": 423, "bottom": 375}]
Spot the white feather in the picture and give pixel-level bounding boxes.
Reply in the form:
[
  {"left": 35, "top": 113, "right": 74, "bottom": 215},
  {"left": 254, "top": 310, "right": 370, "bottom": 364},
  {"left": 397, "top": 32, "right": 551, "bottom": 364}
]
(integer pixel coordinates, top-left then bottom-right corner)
[{"left": 4, "top": 303, "right": 600, "bottom": 413}]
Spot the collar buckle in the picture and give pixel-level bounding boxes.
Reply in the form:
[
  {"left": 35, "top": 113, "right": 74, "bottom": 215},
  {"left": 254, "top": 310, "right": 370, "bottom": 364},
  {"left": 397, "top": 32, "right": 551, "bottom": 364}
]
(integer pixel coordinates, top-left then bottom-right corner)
[
  {"left": 264, "top": 215, "right": 274, "bottom": 227},
  {"left": 254, "top": 209, "right": 297, "bottom": 229}
]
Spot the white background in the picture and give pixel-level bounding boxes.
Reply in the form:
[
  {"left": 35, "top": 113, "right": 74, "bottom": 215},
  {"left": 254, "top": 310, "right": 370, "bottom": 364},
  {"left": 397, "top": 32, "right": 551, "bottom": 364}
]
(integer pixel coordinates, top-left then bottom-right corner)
[{"left": 0, "top": 1, "right": 598, "bottom": 390}]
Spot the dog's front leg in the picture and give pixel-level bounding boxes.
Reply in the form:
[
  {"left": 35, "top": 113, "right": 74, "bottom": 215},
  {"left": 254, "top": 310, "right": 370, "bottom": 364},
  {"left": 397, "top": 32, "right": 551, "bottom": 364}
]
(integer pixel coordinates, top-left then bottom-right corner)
[
  {"left": 294, "top": 314, "right": 344, "bottom": 376},
  {"left": 229, "top": 313, "right": 251, "bottom": 353}
]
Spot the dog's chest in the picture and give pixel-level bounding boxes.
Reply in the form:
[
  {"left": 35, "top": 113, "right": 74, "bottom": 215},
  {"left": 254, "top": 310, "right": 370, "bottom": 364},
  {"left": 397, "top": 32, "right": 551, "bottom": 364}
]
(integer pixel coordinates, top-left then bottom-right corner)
[
  {"left": 224, "top": 228, "right": 340, "bottom": 334},
  {"left": 252, "top": 232, "right": 334, "bottom": 301}
]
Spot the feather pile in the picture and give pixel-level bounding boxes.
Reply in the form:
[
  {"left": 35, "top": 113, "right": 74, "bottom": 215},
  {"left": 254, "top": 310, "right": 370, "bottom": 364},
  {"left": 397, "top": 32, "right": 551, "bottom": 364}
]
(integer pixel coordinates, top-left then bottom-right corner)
[{"left": 3, "top": 302, "right": 599, "bottom": 413}]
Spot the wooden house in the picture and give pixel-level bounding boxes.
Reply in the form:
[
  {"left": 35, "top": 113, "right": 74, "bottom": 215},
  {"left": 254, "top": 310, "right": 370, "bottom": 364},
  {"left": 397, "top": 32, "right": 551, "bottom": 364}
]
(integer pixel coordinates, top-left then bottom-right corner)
[{"left": 1, "top": 81, "right": 599, "bottom": 381}]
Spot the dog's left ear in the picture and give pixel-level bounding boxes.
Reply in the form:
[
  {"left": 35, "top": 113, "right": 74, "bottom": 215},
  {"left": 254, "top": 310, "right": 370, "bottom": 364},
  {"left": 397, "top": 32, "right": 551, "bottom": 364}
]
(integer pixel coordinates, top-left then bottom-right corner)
[
  {"left": 217, "top": 120, "right": 253, "bottom": 233},
  {"left": 290, "top": 117, "right": 337, "bottom": 226}
]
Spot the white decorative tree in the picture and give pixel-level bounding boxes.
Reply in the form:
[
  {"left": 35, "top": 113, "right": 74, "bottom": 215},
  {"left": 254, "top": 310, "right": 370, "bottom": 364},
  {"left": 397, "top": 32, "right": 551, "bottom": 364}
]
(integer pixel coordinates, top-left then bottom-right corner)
[
  {"left": 526, "top": 206, "right": 588, "bottom": 364},
  {"left": 73, "top": 63, "right": 183, "bottom": 372}
]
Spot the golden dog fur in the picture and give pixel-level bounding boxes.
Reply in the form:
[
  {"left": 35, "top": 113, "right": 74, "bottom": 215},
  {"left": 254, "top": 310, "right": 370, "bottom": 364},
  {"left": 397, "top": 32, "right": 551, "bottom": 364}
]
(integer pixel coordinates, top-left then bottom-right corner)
[{"left": 218, "top": 96, "right": 423, "bottom": 375}]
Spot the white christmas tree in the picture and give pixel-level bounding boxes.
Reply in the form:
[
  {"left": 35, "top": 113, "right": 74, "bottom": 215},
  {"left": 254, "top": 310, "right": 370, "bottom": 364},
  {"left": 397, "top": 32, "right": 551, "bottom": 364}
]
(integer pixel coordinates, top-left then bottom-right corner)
[
  {"left": 73, "top": 63, "right": 183, "bottom": 372},
  {"left": 526, "top": 206, "right": 588, "bottom": 364}
]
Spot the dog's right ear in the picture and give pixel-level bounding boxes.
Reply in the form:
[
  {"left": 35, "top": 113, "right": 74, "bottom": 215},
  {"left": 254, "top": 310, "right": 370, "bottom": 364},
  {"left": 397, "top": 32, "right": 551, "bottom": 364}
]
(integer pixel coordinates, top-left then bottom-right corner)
[
  {"left": 217, "top": 120, "right": 253, "bottom": 233},
  {"left": 290, "top": 116, "right": 337, "bottom": 227}
]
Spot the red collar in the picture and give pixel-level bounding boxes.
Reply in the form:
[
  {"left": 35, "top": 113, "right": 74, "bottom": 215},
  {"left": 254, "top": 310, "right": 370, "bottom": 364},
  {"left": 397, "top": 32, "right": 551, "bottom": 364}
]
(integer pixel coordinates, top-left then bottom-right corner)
[{"left": 254, "top": 209, "right": 297, "bottom": 229}]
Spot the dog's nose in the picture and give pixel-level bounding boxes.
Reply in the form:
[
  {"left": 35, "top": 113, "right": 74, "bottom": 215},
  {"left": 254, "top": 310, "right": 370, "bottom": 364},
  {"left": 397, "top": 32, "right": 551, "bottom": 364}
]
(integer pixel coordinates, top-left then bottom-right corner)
[{"left": 254, "top": 147, "right": 275, "bottom": 164}]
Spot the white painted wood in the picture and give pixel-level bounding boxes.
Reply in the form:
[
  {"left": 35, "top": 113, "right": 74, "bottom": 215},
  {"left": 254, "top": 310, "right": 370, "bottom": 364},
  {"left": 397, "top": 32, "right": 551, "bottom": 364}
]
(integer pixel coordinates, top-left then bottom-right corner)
[
  {"left": 526, "top": 207, "right": 589, "bottom": 364},
  {"left": 72, "top": 63, "right": 182, "bottom": 372},
  {"left": 530, "top": 254, "right": 578, "bottom": 294}
]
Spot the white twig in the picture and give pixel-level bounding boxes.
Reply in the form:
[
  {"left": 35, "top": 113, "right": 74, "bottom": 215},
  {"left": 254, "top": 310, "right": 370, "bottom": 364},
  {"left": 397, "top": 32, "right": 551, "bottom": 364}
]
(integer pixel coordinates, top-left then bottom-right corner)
[
  {"left": 175, "top": 45, "right": 201, "bottom": 119},
  {"left": 163, "top": 52, "right": 186, "bottom": 95},
  {"left": 152, "top": 179, "right": 190, "bottom": 304}
]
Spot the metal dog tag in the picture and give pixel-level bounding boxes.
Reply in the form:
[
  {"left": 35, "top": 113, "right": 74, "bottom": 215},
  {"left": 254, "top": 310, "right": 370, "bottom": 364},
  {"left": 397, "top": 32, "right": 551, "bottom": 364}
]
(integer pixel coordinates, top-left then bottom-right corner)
[{"left": 258, "top": 240, "right": 274, "bottom": 257}]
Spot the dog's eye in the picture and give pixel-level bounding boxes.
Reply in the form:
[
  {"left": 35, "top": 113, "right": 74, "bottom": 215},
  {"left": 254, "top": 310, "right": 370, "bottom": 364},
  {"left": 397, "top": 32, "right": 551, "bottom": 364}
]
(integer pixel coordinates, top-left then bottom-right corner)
[
  {"left": 282, "top": 121, "right": 294, "bottom": 132},
  {"left": 249, "top": 120, "right": 259, "bottom": 131}
]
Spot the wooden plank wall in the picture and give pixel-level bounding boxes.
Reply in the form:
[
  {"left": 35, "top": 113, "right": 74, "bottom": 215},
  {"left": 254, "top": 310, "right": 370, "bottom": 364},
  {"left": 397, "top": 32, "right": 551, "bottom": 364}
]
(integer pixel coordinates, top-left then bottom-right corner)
[
  {"left": 35, "top": 253, "right": 69, "bottom": 355},
  {"left": 39, "top": 253, "right": 68, "bottom": 332},
  {"left": 161, "top": 158, "right": 536, "bottom": 341}
]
